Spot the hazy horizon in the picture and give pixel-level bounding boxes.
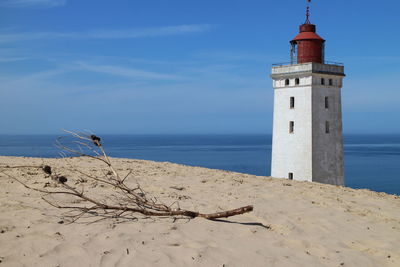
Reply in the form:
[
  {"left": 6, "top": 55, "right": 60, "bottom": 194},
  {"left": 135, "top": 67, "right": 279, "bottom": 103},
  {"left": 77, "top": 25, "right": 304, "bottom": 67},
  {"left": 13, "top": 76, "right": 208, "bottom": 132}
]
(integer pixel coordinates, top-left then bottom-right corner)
[{"left": 0, "top": 132, "right": 398, "bottom": 136}]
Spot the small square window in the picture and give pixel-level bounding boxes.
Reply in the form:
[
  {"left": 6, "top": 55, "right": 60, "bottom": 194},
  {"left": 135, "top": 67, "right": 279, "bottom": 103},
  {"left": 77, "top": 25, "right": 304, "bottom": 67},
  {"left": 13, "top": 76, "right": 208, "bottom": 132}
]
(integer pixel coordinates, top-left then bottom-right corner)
[
  {"left": 288, "top": 173, "right": 293, "bottom": 180},
  {"left": 289, "top": 121, "right": 294, "bottom": 133},
  {"left": 290, "top": 97, "right": 295, "bottom": 109}
]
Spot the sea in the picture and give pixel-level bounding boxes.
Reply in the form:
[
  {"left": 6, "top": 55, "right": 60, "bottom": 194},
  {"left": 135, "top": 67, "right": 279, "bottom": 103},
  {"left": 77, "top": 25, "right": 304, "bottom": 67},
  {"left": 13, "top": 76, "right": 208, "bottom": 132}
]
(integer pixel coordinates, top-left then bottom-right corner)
[{"left": 0, "top": 134, "right": 399, "bottom": 196}]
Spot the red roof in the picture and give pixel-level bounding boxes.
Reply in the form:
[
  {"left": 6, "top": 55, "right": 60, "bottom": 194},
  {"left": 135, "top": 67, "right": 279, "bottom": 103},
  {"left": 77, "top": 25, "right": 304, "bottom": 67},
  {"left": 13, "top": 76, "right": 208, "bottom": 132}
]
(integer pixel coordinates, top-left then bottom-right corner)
[{"left": 292, "top": 32, "right": 324, "bottom": 41}]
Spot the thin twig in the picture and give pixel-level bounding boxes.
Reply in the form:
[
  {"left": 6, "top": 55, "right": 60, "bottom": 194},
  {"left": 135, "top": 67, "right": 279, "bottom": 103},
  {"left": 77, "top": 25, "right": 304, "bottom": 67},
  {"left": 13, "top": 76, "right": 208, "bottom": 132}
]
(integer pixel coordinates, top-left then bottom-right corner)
[{"left": 2, "top": 131, "right": 254, "bottom": 222}]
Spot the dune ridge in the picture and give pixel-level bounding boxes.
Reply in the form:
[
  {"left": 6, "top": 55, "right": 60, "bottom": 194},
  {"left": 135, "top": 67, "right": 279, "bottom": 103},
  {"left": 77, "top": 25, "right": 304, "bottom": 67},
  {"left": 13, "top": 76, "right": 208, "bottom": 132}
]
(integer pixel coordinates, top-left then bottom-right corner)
[{"left": 0, "top": 156, "right": 399, "bottom": 267}]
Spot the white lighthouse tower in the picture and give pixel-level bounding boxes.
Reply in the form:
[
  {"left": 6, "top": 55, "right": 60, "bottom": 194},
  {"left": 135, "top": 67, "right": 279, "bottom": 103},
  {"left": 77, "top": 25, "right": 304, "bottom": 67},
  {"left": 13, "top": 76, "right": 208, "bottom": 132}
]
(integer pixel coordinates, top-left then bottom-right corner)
[{"left": 270, "top": 3, "right": 345, "bottom": 185}]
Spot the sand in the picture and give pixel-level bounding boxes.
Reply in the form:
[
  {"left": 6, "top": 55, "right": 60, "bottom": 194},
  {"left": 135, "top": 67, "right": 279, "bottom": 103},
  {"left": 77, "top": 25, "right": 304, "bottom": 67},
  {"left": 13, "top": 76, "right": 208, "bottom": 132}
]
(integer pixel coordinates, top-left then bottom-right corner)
[{"left": 0, "top": 156, "right": 399, "bottom": 267}]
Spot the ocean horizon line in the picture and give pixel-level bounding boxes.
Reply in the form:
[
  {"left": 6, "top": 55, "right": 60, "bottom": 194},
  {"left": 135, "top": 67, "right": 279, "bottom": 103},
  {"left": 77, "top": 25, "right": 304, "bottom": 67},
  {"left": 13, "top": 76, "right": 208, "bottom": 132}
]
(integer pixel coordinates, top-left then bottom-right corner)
[{"left": 1, "top": 133, "right": 399, "bottom": 136}]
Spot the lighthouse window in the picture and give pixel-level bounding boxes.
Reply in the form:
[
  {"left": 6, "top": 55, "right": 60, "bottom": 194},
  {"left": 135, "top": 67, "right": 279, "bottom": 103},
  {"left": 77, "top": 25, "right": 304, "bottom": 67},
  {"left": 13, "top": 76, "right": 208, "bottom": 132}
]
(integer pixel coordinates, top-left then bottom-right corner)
[
  {"left": 325, "top": 121, "right": 330, "bottom": 134},
  {"left": 290, "top": 97, "right": 295, "bottom": 109},
  {"left": 329, "top": 79, "right": 333, "bottom": 86},
  {"left": 285, "top": 79, "right": 290, "bottom": 86},
  {"left": 295, "top": 78, "right": 300, "bottom": 85},
  {"left": 325, "top": 97, "right": 329, "bottom": 109},
  {"left": 321, "top": 78, "right": 325, "bottom": 85},
  {"left": 289, "top": 121, "right": 294, "bottom": 133}
]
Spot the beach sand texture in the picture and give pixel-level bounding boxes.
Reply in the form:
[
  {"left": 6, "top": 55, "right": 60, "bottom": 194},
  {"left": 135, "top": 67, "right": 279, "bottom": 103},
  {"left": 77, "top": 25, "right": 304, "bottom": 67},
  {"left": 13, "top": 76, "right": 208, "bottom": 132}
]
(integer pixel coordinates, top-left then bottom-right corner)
[{"left": 0, "top": 156, "right": 399, "bottom": 267}]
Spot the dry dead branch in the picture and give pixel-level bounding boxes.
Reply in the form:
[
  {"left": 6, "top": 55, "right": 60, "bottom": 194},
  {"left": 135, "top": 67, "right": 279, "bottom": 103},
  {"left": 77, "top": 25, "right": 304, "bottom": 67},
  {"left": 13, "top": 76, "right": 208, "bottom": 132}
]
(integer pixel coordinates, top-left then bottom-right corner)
[{"left": 1, "top": 131, "right": 253, "bottom": 222}]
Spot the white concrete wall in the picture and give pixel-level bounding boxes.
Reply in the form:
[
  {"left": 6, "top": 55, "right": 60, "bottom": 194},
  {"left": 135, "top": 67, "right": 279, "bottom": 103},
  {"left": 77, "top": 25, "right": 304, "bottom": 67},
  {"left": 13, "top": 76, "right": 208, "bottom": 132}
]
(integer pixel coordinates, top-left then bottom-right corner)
[
  {"left": 271, "top": 80, "right": 313, "bottom": 181},
  {"left": 271, "top": 63, "right": 344, "bottom": 77},
  {"left": 312, "top": 79, "right": 344, "bottom": 186},
  {"left": 271, "top": 63, "right": 344, "bottom": 185}
]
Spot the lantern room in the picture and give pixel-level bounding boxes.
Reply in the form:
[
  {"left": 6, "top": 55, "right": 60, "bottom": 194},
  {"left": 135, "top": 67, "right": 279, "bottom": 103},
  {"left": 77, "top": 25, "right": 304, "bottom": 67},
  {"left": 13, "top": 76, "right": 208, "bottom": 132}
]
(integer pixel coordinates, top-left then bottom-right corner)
[{"left": 290, "top": 5, "right": 325, "bottom": 64}]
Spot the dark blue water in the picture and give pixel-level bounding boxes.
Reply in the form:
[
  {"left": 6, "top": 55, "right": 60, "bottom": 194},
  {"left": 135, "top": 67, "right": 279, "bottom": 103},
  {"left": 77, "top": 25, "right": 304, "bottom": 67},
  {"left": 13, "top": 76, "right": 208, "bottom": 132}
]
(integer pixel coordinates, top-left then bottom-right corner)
[{"left": 0, "top": 134, "right": 399, "bottom": 195}]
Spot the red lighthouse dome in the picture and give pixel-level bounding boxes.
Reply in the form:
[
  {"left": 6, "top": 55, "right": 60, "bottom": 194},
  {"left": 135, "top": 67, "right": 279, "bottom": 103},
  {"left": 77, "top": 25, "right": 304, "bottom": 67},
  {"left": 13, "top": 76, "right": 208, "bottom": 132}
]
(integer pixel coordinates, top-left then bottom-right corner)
[{"left": 290, "top": 3, "right": 325, "bottom": 64}]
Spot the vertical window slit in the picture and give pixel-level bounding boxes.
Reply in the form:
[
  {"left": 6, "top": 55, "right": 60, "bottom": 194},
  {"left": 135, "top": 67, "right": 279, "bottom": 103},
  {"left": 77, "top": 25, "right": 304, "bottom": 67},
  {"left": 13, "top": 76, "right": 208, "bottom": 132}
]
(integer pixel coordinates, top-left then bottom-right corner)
[
  {"left": 290, "top": 97, "right": 295, "bottom": 109},
  {"left": 289, "top": 121, "right": 294, "bottom": 133},
  {"left": 325, "top": 97, "right": 329, "bottom": 109},
  {"left": 326, "top": 121, "right": 330, "bottom": 134}
]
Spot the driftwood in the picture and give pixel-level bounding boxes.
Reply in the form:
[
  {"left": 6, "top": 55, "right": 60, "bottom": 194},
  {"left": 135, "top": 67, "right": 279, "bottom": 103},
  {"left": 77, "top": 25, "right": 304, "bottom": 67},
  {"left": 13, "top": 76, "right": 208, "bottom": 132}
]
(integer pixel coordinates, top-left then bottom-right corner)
[{"left": 1, "top": 131, "right": 253, "bottom": 222}]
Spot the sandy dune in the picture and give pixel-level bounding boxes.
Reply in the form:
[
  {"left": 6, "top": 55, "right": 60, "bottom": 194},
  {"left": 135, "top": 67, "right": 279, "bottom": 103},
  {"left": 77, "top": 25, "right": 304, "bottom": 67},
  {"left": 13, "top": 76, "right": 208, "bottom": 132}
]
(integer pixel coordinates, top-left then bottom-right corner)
[{"left": 0, "top": 156, "right": 399, "bottom": 267}]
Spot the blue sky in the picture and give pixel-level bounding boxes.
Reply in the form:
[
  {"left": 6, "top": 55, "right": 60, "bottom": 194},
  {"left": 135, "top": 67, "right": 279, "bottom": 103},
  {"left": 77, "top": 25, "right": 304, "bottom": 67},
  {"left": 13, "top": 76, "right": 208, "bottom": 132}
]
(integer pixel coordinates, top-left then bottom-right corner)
[{"left": 1, "top": 0, "right": 400, "bottom": 134}]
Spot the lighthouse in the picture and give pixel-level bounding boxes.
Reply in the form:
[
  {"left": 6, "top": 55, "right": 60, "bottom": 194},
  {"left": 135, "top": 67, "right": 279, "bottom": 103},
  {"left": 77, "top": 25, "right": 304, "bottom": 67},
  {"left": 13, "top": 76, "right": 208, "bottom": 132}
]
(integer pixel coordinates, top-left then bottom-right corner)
[{"left": 270, "top": 2, "right": 345, "bottom": 185}]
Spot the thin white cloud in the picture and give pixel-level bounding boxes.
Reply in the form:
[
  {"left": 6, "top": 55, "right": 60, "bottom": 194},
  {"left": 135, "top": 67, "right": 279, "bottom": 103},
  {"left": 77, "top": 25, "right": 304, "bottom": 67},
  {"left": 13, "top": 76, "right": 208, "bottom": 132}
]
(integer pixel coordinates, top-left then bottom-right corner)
[
  {"left": 77, "top": 62, "right": 184, "bottom": 81},
  {"left": 0, "top": 47, "right": 30, "bottom": 62},
  {"left": 0, "top": 24, "right": 214, "bottom": 43},
  {"left": 0, "top": 0, "right": 65, "bottom": 8},
  {"left": 0, "top": 69, "right": 66, "bottom": 95},
  {"left": 0, "top": 56, "right": 30, "bottom": 62},
  {"left": 195, "top": 51, "right": 278, "bottom": 63},
  {"left": 1, "top": 69, "right": 64, "bottom": 82}
]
